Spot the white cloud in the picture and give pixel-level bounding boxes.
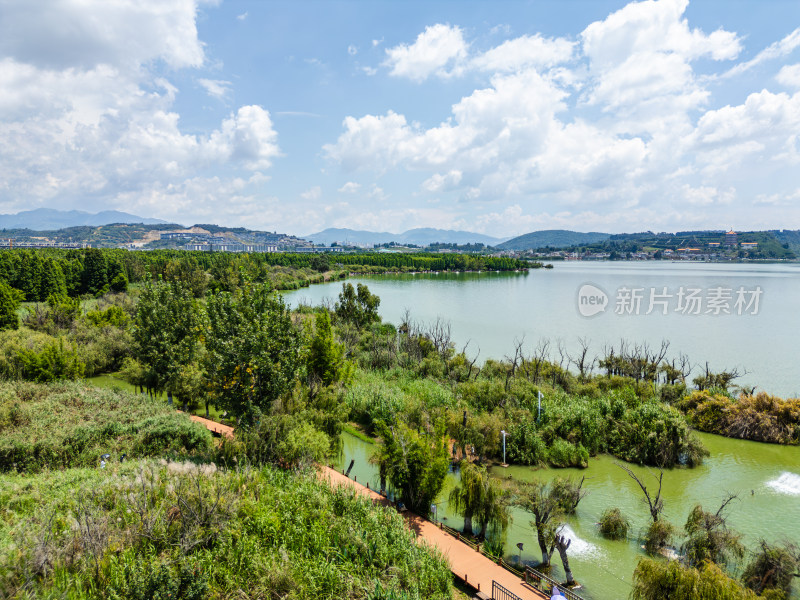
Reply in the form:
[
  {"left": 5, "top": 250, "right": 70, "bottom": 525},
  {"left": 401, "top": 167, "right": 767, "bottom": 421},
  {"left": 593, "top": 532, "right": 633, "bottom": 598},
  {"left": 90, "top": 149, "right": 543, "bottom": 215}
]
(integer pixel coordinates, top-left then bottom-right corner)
[
  {"left": 777, "top": 64, "right": 800, "bottom": 88},
  {"left": 348, "top": 44, "right": 358, "bottom": 56},
  {"left": 237, "top": 11, "right": 248, "bottom": 21},
  {"left": 301, "top": 186, "right": 322, "bottom": 200},
  {"left": 0, "top": 0, "right": 282, "bottom": 218},
  {"left": 383, "top": 24, "right": 468, "bottom": 82},
  {"left": 470, "top": 35, "right": 574, "bottom": 72},
  {"left": 338, "top": 181, "right": 361, "bottom": 193},
  {"left": 724, "top": 27, "right": 800, "bottom": 79},
  {"left": 0, "top": 0, "right": 206, "bottom": 70},
  {"left": 422, "top": 170, "right": 462, "bottom": 192},
  {"left": 198, "top": 78, "right": 232, "bottom": 100}
]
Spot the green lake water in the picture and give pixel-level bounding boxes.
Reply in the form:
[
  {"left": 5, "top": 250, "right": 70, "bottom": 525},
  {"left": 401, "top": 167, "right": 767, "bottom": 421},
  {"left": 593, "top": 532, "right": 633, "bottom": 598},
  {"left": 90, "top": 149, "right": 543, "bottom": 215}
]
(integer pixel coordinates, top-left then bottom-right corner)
[{"left": 334, "top": 431, "right": 800, "bottom": 600}]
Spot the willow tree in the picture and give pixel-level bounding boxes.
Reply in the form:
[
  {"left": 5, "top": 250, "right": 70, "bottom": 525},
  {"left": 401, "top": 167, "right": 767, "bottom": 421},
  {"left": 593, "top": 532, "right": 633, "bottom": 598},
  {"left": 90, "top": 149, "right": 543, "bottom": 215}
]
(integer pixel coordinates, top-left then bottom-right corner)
[
  {"left": 449, "top": 461, "right": 508, "bottom": 539},
  {"left": 372, "top": 421, "right": 449, "bottom": 516}
]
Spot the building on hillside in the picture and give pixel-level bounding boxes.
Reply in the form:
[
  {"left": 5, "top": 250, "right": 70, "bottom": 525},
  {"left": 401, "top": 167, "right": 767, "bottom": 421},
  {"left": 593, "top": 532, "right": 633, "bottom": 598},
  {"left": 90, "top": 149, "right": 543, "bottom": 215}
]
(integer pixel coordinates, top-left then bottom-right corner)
[
  {"left": 724, "top": 229, "right": 738, "bottom": 246},
  {"left": 740, "top": 242, "right": 758, "bottom": 249}
]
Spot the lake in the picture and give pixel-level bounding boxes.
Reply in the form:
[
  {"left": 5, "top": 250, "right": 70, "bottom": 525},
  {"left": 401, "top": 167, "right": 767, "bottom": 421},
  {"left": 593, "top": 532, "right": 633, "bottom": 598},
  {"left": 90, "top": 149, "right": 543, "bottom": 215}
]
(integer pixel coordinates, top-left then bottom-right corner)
[{"left": 284, "top": 261, "right": 800, "bottom": 398}]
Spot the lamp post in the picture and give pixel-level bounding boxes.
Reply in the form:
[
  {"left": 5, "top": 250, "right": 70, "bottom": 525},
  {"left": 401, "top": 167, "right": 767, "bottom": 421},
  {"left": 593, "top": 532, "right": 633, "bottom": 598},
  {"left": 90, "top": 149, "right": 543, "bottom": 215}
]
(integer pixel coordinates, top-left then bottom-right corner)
[
  {"left": 516, "top": 542, "right": 524, "bottom": 566},
  {"left": 501, "top": 430, "right": 508, "bottom": 467},
  {"left": 537, "top": 390, "right": 543, "bottom": 422}
]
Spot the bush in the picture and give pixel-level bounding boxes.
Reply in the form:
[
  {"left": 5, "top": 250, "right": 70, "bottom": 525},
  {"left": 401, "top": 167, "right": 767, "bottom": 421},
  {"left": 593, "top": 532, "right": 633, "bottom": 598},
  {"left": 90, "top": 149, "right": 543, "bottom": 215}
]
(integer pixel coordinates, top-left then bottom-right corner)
[
  {"left": 599, "top": 507, "right": 630, "bottom": 540},
  {"left": 643, "top": 519, "right": 676, "bottom": 556}
]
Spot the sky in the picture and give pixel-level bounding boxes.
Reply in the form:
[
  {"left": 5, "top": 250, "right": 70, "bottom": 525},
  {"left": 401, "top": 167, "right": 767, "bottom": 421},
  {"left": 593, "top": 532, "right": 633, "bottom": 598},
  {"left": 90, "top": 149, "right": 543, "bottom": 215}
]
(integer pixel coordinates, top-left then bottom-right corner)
[{"left": 1, "top": 0, "right": 800, "bottom": 237}]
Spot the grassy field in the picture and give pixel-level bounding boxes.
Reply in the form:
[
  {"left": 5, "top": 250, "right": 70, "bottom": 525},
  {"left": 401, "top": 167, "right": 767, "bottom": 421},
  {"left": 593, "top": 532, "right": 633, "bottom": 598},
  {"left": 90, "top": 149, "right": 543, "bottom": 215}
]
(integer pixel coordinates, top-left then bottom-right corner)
[
  {"left": 0, "top": 460, "right": 453, "bottom": 599},
  {"left": 0, "top": 381, "right": 212, "bottom": 473}
]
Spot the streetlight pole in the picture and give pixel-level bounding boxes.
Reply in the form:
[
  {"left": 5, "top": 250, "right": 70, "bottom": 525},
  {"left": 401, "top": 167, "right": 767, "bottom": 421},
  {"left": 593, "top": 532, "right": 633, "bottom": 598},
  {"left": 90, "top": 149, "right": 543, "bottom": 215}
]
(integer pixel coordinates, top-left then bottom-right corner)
[
  {"left": 501, "top": 430, "right": 507, "bottom": 467},
  {"left": 537, "top": 391, "right": 543, "bottom": 422}
]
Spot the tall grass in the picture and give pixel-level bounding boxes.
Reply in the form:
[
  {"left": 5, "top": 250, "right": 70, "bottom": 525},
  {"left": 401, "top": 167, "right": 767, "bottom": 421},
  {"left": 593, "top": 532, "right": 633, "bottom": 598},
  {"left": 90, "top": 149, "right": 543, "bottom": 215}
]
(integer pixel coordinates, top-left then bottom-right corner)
[
  {"left": 0, "top": 381, "right": 211, "bottom": 473},
  {"left": 0, "top": 460, "right": 453, "bottom": 600}
]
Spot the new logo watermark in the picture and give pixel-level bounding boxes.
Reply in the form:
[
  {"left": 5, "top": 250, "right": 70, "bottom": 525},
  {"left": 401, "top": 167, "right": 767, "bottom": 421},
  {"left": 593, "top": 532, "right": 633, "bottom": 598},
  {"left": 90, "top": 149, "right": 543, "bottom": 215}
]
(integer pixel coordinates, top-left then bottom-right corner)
[
  {"left": 577, "top": 283, "right": 609, "bottom": 317},
  {"left": 577, "top": 284, "right": 763, "bottom": 317}
]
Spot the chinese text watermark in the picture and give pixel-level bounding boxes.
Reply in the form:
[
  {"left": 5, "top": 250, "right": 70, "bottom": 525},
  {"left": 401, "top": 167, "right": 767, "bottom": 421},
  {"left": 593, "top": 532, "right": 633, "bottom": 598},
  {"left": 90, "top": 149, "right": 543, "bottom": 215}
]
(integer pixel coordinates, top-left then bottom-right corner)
[{"left": 578, "top": 284, "right": 762, "bottom": 317}]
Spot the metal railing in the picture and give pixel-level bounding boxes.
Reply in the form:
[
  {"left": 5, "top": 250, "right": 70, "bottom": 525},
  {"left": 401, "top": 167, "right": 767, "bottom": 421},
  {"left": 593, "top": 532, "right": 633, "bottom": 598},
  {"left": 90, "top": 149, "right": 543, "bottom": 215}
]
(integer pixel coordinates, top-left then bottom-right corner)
[
  {"left": 492, "top": 580, "right": 523, "bottom": 600},
  {"left": 524, "top": 566, "right": 585, "bottom": 600},
  {"left": 436, "top": 521, "right": 527, "bottom": 579}
]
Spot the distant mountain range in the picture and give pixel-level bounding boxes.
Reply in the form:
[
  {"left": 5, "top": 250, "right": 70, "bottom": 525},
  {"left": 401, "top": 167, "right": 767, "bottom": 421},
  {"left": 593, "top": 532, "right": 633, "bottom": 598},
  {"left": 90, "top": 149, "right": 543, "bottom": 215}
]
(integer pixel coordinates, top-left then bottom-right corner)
[
  {"left": 0, "top": 208, "right": 169, "bottom": 230},
  {"left": 305, "top": 227, "right": 508, "bottom": 247},
  {"left": 496, "top": 230, "right": 611, "bottom": 250}
]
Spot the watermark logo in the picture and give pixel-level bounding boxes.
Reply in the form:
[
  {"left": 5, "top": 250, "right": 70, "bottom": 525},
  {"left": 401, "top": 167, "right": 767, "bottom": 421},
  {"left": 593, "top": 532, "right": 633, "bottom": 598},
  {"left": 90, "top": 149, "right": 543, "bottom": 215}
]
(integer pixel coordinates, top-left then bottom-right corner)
[
  {"left": 577, "top": 283, "right": 609, "bottom": 317},
  {"left": 576, "top": 284, "right": 763, "bottom": 317}
]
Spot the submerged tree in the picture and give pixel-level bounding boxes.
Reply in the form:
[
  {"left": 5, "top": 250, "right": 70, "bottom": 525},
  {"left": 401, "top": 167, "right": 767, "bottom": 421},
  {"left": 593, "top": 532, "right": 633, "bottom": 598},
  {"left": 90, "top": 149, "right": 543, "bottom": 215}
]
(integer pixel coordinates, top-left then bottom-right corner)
[
  {"left": 682, "top": 494, "right": 744, "bottom": 568},
  {"left": 741, "top": 540, "right": 800, "bottom": 597},
  {"left": 372, "top": 421, "right": 450, "bottom": 516}
]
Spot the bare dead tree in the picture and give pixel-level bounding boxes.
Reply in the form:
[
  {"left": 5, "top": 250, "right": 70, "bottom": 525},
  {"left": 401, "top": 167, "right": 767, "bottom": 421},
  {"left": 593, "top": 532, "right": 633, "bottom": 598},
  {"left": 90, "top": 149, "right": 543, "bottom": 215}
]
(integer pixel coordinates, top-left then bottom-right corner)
[
  {"left": 616, "top": 463, "right": 665, "bottom": 523},
  {"left": 505, "top": 336, "right": 526, "bottom": 391},
  {"left": 569, "top": 337, "right": 595, "bottom": 382},
  {"left": 554, "top": 529, "right": 576, "bottom": 586},
  {"left": 426, "top": 316, "right": 453, "bottom": 361},
  {"left": 531, "top": 338, "right": 550, "bottom": 384}
]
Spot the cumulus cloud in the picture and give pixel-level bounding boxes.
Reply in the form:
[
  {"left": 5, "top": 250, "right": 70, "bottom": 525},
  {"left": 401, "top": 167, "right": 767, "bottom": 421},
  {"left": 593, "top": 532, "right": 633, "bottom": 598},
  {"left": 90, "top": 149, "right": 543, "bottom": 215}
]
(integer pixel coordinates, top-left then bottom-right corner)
[
  {"left": 338, "top": 181, "right": 361, "bottom": 193},
  {"left": 777, "top": 63, "right": 800, "bottom": 88},
  {"left": 383, "top": 24, "right": 468, "bottom": 81},
  {"left": 198, "top": 78, "right": 232, "bottom": 99},
  {"left": 0, "top": 0, "right": 206, "bottom": 70},
  {"left": 327, "top": 0, "right": 800, "bottom": 235},
  {"left": 470, "top": 35, "right": 574, "bottom": 72},
  {"left": 301, "top": 186, "right": 322, "bottom": 200},
  {"left": 0, "top": 0, "right": 281, "bottom": 219}
]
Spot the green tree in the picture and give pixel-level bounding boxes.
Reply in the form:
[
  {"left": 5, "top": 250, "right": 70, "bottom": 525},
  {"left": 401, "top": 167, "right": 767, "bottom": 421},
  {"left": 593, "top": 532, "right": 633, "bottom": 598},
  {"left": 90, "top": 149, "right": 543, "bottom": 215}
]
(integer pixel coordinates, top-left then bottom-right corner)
[
  {"left": 741, "top": 541, "right": 800, "bottom": 597},
  {"left": 335, "top": 282, "right": 380, "bottom": 328},
  {"left": 510, "top": 479, "right": 563, "bottom": 567},
  {"left": 372, "top": 420, "right": 450, "bottom": 515},
  {"left": 631, "top": 558, "right": 758, "bottom": 600},
  {"left": 0, "top": 281, "right": 21, "bottom": 330},
  {"left": 81, "top": 248, "right": 108, "bottom": 296},
  {"left": 132, "top": 281, "right": 201, "bottom": 402},
  {"left": 205, "top": 284, "right": 301, "bottom": 424},
  {"left": 449, "top": 461, "right": 509, "bottom": 539},
  {"left": 307, "top": 310, "right": 346, "bottom": 390},
  {"left": 682, "top": 495, "right": 744, "bottom": 568}
]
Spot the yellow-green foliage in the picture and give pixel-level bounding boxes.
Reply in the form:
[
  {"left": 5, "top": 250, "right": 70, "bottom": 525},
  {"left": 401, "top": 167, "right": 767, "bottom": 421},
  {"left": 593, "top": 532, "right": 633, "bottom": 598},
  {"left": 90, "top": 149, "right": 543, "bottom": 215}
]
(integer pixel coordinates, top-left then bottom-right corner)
[
  {"left": 0, "top": 461, "right": 453, "bottom": 600},
  {"left": 631, "top": 558, "right": 758, "bottom": 600},
  {"left": 0, "top": 381, "right": 211, "bottom": 473},
  {"left": 679, "top": 390, "right": 800, "bottom": 444}
]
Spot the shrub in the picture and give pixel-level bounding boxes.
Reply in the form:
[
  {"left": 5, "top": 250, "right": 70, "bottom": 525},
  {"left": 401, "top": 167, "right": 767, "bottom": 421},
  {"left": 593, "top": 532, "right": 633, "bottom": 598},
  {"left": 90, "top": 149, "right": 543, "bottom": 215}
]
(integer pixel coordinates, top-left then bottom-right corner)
[
  {"left": 643, "top": 519, "right": 676, "bottom": 556},
  {"left": 599, "top": 507, "right": 630, "bottom": 540}
]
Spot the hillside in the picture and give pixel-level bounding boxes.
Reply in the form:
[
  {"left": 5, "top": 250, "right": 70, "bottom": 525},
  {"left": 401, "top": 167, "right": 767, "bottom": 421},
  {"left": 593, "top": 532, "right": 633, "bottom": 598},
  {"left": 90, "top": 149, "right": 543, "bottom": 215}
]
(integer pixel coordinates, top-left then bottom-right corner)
[
  {"left": 554, "top": 230, "right": 797, "bottom": 260},
  {"left": 496, "top": 229, "right": 611, "bottom": 250},
  {"left": 306, "top": 227, "right": 506, "bottom": 247},
  {"left": 0, "top": 208, "right": 169, "bottom": 230}
]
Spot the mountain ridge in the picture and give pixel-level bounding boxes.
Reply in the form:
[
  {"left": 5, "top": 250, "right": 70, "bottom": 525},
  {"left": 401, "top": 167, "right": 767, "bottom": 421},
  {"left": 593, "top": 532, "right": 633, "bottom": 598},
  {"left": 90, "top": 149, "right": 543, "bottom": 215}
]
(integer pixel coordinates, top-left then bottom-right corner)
[
  {"left": 496, "top": 230, "right": 611, "bottom": 250},
  {"left": 0, "top": 208, "right": 170, "bottom": 231},
  {"left": 305, "top": 227, "right": 507, "bottom": 247}
]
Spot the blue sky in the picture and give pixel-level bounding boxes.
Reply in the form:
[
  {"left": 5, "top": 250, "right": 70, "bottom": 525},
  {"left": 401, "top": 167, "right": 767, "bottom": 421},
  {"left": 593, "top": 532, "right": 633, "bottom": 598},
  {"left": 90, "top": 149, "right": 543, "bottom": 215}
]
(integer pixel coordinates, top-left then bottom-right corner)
[{"left": 1, "top": 0, "right": 800, "bottom": 237}]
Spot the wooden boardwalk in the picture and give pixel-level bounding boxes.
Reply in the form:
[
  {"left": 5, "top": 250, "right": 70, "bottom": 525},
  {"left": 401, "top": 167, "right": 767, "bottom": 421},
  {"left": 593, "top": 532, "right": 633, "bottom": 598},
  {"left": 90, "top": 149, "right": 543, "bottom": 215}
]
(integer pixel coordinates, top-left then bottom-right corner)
[{"left": 187, "top": 414, "right": 547, "bottom": 599}]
